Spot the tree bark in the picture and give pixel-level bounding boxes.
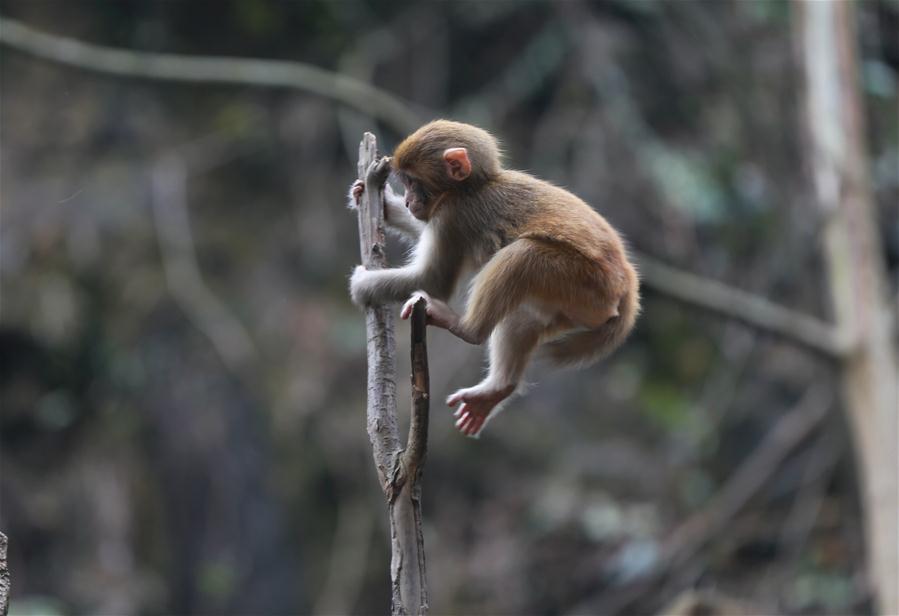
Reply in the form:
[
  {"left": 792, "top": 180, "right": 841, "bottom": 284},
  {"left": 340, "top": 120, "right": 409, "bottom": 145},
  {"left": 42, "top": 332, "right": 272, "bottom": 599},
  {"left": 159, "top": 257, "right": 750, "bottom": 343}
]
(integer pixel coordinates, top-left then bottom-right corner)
[
  {"left": 355, "top": 133, "right": 430, "bottom": 616},
  {"left": 0, "top": 532, "right": 9, "bottom": 616},
  {"left": 795, "top": 3, "right": 899, "bottom": 613}
]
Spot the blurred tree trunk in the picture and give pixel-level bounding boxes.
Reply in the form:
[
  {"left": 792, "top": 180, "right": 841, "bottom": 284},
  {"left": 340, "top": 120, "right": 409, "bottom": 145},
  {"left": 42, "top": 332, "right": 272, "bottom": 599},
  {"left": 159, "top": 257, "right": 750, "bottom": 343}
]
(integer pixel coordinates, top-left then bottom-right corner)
[{"left": 796, "top": 2, "right": 898, "bottom": 613}]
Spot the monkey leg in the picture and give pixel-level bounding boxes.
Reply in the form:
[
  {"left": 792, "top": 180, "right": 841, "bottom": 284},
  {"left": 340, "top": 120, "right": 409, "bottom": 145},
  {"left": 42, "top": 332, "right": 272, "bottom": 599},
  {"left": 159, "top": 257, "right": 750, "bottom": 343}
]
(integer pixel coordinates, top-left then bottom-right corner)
[
  {"left": 455, "top": 238, "right": 607, "bottom": 342},
  {"left": 400, "top": 291, "right": 486, "bottom": 345},
  {"left": 448, "top": 308, "right": 548, "bottom": 437}
]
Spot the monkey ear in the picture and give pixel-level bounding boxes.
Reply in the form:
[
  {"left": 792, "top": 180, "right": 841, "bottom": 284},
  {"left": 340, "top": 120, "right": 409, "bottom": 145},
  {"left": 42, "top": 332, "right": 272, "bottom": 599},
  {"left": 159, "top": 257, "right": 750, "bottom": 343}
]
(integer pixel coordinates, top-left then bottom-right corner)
[{"left": 443, "top": 147, "right": 472, "bottom": 181}]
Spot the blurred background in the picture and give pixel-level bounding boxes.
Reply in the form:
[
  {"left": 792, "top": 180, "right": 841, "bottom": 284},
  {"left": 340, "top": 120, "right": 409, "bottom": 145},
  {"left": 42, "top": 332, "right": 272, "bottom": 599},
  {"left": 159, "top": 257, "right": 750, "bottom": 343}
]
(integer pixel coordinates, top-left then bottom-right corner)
[{"left": 1, "top": 1, "right": 897, "bottom": 614}]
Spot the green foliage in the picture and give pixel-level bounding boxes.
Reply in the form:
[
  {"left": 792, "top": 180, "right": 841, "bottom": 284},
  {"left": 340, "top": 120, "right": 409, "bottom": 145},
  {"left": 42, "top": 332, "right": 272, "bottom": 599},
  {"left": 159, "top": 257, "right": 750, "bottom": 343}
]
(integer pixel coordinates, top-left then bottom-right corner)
[
  {"left": 639, "top": 381, "right": 692, "bottom": 431},
  {"left": 8, "top": 597, "right": 66, "bottom": 616},
  {"left": 789, "top": 565, "right": 857, "bottom": 612},
  {"left": 863, "top": 59, "right": 897, "bottom": 99},
  {"left": 640, "top": 144, "right": 727, "bottom": 223},
  {"left": 199, "top": 560, "right": 238, "bottom": 602}
]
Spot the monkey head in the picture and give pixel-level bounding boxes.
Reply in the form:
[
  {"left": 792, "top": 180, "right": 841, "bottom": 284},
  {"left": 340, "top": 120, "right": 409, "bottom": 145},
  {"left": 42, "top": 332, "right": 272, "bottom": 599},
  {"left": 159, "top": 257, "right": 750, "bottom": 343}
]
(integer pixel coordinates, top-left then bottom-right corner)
[{"left": 391, "top": 120, "right": 502, "bottom": 221}]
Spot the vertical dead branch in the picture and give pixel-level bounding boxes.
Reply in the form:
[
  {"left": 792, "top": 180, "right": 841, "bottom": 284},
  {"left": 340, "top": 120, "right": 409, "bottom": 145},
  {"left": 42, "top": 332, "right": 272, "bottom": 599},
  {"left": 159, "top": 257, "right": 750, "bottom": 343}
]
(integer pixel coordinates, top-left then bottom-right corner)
[
  {"left": 356, "top": 133, "right": 401, "bottom": 490},
  {"left": 796, "top": 3, "right": 899, "bottom": 613},
  {"left": 403, "top": 297, "right": 430, "bottom": 613},
  {"left": 0, "top": 532, "right": 8, "bottom": 616},
  {"left": 355, "top": 133, "right": 430, "bottom": 616}
]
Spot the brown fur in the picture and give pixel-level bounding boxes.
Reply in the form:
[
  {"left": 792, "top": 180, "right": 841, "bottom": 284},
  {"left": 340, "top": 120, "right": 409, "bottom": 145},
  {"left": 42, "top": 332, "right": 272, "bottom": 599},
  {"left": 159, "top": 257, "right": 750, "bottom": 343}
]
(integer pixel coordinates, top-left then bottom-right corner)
[
  {"left": 391, "top": 120, "right": 640, "bottom": 364},
  {"left": 350, "top": 120, "right": 640, "bottom": 435}
]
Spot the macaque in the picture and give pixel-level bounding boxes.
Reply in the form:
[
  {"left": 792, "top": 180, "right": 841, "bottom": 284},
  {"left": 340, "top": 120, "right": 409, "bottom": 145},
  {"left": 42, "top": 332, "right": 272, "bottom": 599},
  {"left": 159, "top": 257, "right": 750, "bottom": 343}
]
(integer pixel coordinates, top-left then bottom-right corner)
[{"left": 348, "top": 120, "right": 639, "bottom": 437}]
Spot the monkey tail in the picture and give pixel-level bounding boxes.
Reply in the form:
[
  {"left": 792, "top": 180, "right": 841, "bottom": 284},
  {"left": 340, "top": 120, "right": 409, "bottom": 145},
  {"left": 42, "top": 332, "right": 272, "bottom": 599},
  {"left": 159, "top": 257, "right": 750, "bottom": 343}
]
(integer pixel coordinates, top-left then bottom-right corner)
[{"left": 541, "top": 286, "right": 640, "bottom": 368}]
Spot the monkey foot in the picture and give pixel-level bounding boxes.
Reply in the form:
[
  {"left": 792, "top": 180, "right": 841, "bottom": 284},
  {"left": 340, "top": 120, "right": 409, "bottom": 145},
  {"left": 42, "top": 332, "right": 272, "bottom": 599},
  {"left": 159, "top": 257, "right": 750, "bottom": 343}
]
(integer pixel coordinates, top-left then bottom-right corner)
[
  {"left": 446, "top": 384, "right": 515, "bottom": 437},
  {"left": 400, "top": 291, "right": 431, "bottom": 320},
  {"left": 401, "top": 292, "right": 459, "bottom": 334}
]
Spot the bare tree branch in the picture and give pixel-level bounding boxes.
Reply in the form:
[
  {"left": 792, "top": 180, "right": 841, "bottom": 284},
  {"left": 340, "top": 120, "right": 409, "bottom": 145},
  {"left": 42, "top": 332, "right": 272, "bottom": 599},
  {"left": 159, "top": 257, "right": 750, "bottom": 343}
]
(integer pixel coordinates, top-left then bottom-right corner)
[
  {"left": 0, "top": 532, "right": 8, "bottom": 616},
  {"left": 402, "top": 296, "right": 430, "bottom": 613},
  {"left": 356, "top": 135, "right": 401, "bottom": 488},
  {"left": 355, "top": 133, "right": 429, "bottom": 616},
  {"left": 404, "top": 299, "right": 430, "bottom": 475},
  {"left": 636, "top": 253, "right": 849, "bottom": 358},
  {"left": 0, "top": 17, "right": 419, "bottom": 136}
]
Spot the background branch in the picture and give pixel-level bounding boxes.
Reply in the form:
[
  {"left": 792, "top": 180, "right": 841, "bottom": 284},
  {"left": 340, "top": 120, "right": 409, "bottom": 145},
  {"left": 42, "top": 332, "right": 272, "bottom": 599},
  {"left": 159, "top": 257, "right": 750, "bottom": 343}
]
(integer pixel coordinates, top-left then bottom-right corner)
[
  {"left": 0, "top": 17, "right": 419, "bottom": 136},
  {"left": 636, "top": 254, "right": 849, "bottom": 358},
  {"left": 571, "top": 384, "right": 833, "bottom": 615}
]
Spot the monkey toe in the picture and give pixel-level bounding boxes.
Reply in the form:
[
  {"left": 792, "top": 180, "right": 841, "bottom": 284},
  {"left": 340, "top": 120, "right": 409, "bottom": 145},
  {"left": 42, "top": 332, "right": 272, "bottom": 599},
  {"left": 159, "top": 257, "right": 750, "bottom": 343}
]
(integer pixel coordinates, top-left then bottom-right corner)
[
  {"left": 446, "top": 390, "right": 465, "bottom": 407},
  {"left": 401, "top": 291, "right": 430, "bottom": 320},
  {"left": 447, "top": 387, "right": 476, "bottom": 408},
  {"left": 450, "top": 391, "right": 503, "bottom": 437},
  {"left": 454, "top": 404, "right": 488, "bottom": 437}
]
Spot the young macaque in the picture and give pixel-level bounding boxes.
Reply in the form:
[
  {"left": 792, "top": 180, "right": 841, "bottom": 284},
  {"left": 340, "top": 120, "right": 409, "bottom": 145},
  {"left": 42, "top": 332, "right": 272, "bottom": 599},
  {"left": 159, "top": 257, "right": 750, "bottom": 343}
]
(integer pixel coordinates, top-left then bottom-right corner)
[{"left": 348, "top": 120, "right": 639, "bottom": 437}]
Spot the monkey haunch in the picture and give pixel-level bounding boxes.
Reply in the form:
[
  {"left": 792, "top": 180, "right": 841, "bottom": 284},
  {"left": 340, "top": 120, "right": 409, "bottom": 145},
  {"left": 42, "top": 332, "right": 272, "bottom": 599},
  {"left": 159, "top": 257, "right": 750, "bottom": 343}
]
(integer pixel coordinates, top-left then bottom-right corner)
[{"left": 349, "top": 120, "right": 640, "bottom": 437}]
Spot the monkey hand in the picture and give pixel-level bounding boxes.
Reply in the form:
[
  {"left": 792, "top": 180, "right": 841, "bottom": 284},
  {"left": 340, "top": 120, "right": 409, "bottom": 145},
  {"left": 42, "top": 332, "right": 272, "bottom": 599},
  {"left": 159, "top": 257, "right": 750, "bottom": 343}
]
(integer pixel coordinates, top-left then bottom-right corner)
[
  {"left": 349, "top": 180, "right": 400, "bottom": 207},
  {"left": 400, "top": 292, "right": 459, "bottom": 333},
  {"left": 348, "top": 156, "right": 398, "bottom": 217},
  {"left": 347, "top": 180, "right": 365, "bottom": 209},
  {"left": 349, "top": 265, "right": 376, "bottom": 306},
  {"left": 365, "top": 155, "right": 392, "bottom": 187}
]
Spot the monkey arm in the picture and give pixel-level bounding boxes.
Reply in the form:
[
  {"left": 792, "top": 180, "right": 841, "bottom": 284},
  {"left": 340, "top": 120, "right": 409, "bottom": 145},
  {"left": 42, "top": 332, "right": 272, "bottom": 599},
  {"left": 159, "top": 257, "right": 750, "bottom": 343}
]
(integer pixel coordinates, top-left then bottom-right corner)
[
  {"left": 383, "top": 184, "right": 426, "bottom": 240},
  {"left": 349, "top": 179, "right": 424, "bottom": 241},
  {"left": 448, "top": 314, "right": 488, "bottom": 345},
  {"left": 351, "top": 265, "right": 423, "bottom": 306},
  {"left": 351, "top": 257, "right": 460, "bottom": 307},
  {"left": 351, "top": 224, "right": 465, "bottom": 306}
]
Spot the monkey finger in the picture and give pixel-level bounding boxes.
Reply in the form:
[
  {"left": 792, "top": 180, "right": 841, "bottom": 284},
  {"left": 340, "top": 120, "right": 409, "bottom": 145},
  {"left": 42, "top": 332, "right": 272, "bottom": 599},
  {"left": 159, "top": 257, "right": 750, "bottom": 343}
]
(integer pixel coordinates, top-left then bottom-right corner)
[
  {"left": 368, "top": 156, "right": 392, "bottom": 184},
  {"left": 459, "top": 416, "right": 472, "bottom": 433},
  {"left": 465, "top": 419, "right": 482, "bottom": 437},
  {"left": 475, "top": 415, "right": 487, "bottom": 433},
  {"left": 468, "top": 414, "right": 483, "bottom": 432},
  {"left": 467, "top": 414, "right": 483, "bottom": 433},
  {"left": 461, "top": 418, "right": 476, "bottom": 435},
  {"left": 400, "top": 294, "right": 422, "bottom": 319}
]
